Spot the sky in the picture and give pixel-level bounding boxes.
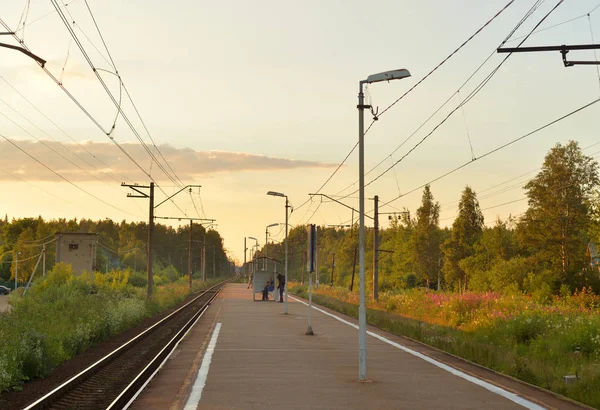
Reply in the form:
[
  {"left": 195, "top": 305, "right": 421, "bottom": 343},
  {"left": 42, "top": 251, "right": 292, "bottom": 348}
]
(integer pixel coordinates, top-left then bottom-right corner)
[{"left": 1, "top": 0, "right": 600, "bottom": 263}]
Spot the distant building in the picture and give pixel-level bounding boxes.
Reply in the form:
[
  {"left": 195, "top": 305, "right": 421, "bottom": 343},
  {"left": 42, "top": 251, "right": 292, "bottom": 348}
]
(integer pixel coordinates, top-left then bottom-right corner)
[{"left": 55, "top": 233, "right": 97, "bottom": 275}]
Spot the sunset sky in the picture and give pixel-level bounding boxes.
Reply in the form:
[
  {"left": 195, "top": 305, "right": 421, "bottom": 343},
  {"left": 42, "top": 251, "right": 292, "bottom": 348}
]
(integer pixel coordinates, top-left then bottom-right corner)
[{"left": 1, "top": 0, "right": 600, "bottom": 262}]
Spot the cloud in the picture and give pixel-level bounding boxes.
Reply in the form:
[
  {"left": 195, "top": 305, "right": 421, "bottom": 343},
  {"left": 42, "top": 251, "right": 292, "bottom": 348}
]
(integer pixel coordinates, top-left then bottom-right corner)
[{"left": 0, "top": 139, "right": 336, "bottom": 182}]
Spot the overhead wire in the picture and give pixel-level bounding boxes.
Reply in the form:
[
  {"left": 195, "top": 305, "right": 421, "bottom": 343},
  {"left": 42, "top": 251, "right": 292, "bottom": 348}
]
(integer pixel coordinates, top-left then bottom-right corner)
[
  {"left": 0, "top": 131, "right": 144, "bottom": 218},
  {"left": 0, "top": 73, "right": 131, "bottom": 183},
  {"left": 0, "top": 104, "right": 134, "bottom": 198},
  {"left": 377, "top": 0, "right": 517, "bottom": 118},
  {"left": 48, "top": 2, "right": 180, "bottom": 187},
  {"left": 0, "top": 12, "right": 189, "bottom": 218},
  {"left": 14, "top": 0, "right": 79, "bottom": 34},
  {"left": 80, "top": 0, "right": 184, "bottom": 186},
  {"left": 0, "top": 165, "right": 81, "bottom": 209},
  {"left": 340, "top": 0, "right": 565, "bottom": 199},
  {"left": 334, "top": 0, "right": 539, "bottom": 198},
  {"left": 377, "top": 97, "right": 600, "bottom": 211},
  {"left": 48, "top": 1, "right": 190, "bottom": 216}
]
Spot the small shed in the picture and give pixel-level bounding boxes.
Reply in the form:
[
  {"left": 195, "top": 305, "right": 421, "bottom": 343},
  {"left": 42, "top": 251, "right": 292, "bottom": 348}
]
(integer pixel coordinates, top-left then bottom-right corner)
[
  {"left": 55, "top": 232, "right": 97, "bottom": 275},
  {"left": 250, "top": 256, "right": 283, "bottom": 302}
]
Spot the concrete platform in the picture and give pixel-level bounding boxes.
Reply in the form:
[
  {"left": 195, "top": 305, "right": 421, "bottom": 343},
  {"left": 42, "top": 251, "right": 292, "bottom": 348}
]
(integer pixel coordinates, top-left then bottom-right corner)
[{"left": 130, "top": 284, "right": 581, "bottom": 410}]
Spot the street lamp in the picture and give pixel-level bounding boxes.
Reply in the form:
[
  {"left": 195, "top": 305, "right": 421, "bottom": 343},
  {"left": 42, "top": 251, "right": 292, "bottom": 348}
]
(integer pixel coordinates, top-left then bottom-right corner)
[
  {"left": 357, "top": 68, "right": 411, "bottom": 381},
  {"left": 247, "top": 236, "right": 258, "bottom": 278},
  {"left": 15, "top": 251, "right": 22, "bottom": 291},
  {"left": 267, "top": 191, "right": 289, "bottom": 314},
  {"left": 265, "top": 223, "right": 278, "bottom": 271}
]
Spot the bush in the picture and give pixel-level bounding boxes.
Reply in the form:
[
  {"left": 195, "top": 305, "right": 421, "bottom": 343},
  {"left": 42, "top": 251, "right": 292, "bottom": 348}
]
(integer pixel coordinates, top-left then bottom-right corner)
[{"left": 0, "top": 264, "right": 213, "bottom": 392}]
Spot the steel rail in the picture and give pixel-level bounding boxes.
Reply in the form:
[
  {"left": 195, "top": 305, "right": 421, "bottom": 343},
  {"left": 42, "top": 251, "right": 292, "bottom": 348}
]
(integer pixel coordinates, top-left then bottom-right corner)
[{"left": 23, "top": 279, "right": 232, "bottom": 409}]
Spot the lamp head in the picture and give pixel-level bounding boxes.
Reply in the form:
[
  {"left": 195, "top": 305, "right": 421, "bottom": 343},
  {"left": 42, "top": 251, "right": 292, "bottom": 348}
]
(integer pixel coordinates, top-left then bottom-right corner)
[
  {"left": 267, "top": 191, "right": 285, "bottom": 198},
  {"left": 365, "top": 69, "right": 411, "bottom": 84}
]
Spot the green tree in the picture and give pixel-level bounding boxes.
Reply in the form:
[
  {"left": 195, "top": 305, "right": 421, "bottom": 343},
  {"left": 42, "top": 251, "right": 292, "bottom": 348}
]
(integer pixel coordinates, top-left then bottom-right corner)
[
  {"left": 411, "top": 185, "right": 441, "bottom": 288},
  {"left": 442, "top": 186, "right": 484, "bottom": 292},
  {"left": 517, "top": 141, "right": 599, "bottom": 289}
]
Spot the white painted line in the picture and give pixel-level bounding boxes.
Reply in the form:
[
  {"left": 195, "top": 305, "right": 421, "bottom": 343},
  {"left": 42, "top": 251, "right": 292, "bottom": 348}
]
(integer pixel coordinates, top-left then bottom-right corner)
[
  {"left": 289, "top": 295, "right": 545, "bottom": 410},
  {"left": 184, "top": 322, "right": 222, "bottom": 410}
]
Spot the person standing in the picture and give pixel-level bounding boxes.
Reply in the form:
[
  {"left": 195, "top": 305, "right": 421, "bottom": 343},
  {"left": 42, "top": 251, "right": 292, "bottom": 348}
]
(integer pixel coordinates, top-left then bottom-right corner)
[{"left": 277, "top": 273, "right": 285, "bottom": 303}]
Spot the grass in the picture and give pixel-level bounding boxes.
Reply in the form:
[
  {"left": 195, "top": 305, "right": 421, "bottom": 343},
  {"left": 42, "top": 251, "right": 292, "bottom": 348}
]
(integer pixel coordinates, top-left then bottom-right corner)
[
  {"left": 0, "top": 263, "right": 226, "bottom": 392},
  {"left": 290, "top": 284, "right": 600, "bottom": 408}
]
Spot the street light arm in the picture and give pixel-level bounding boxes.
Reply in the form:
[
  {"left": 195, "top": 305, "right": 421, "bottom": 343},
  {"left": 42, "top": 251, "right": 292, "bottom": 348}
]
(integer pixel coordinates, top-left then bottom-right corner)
[
  {"left": 0, "top": 42, "right": 46, "bottom": 67},
  {"left": 309, "top": 193, "right": 374, "bottom": 221},
  {"left": 154, "top": 185, "right": 202, "bottom": 209}
]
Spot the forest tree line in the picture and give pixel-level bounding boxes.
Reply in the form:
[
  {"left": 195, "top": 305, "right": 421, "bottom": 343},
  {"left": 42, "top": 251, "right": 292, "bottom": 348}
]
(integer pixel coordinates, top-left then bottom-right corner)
[
  {"left": 256, "top": 141, "right": 600, "bottom": 298},
  {"left": 0, "top": 216, "right": 231, "bottom": 285}
]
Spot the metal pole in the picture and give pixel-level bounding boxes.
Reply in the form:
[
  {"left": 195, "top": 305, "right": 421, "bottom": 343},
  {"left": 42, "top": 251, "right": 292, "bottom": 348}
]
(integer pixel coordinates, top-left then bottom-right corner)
[
  {"left": 315, "top": 226, "right": 319, "bottom": 288},
  {"left": 148, "top": 182, "right": 154, "bottom": 298},
  {"left": 213, "top": 248, "right": 216, "bottom": 278},
  {"left": 306, "top": 269, "right": 314, "bottom": 335},
  {"left": 42, "top": 244, "right": 46, "bottom": 277},
  {"left": 188, "top": 220, "right": 193, "bottom": 288},
  {"left": 358, "top": 81, "right": 367, "bottom": 381},
  {"left": 373, "top": 195, "right": 379, "bottom": 301},
  {"left": 350, "top": 246, "right": 357, "bottom": 291},
  {"left": 244, "top": 238, "right": 247, "bottom": 277},
  {"left": 331, "top": 252, "right": 336, "bottom": 286},
  {"left": 284, "top": 196, "right": 289, "bottom": 314},
  {"left": 202, "top": 243, "right": 206, "bottom": 282},
  {"left": 265, "top": 228, "right": 268, "bottom": 271},
  {"left": 15, "top": 252, "right": 18, "bottom": 290}
]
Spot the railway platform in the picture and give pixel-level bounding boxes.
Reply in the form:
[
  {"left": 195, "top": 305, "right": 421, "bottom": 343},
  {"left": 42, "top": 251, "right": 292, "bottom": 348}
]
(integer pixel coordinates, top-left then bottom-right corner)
[{"left": 129, "top": 283, "right": 588, "bottom": 410}]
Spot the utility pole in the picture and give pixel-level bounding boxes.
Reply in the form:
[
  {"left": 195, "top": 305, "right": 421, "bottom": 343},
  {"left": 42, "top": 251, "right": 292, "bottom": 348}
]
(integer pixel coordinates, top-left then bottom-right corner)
[
  {"left": 315, "top": 226, "right": 319, "bottom": 288},
  {"left": 301, "top": 252, "right": 305, "bottom": 285},
  {"left": 244, "top": 238, "right": 247, "bottom": 278},
  {"left": 330, "top": 252, "right": 336, "bottom": 286},
  {"left": 42, "top": 244, "right": 46, "bottom": 277},
  {"left": 202, "top": 243, "right": 206, "bottom": 282},
  {"left": 188, "top": 220, "right": 193, "bottom": 289},
  {"left": 350, "top": 246, "right": 357, "bottom": 291},
  {"left": 148, "top": 183, "right": 154, "bottom": 297},
  {"left": 373, "top": 195, "right": 379, "bottom": 301},
  {"left": 213, "top": 248, "right": 216, "bottom": 278},
  {"left": 122, "top": 182, "right": 154, "bottom": 298}
]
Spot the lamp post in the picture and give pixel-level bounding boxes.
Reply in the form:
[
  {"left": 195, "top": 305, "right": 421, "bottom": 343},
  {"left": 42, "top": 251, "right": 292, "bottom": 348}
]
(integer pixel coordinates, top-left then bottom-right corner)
[
  {"left": 247, "top": 236, "right": 258, "bottom": 280},
  {"left": 15, "top": 251, "right": 21, "bottom": 291},
  {"left": 265, "top": 223, "right": 278, "bottom": 271},
  {"left": 357, "top": 68, "right": 411, "bottom": 381},
  {"left": 267, "top": 191, "right": 289, "bottom": 314}
]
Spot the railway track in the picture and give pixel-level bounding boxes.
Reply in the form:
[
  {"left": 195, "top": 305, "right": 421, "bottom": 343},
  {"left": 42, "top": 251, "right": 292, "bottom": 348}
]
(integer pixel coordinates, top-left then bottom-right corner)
[{"left": 23, "top": 280, "right": 228, "bottom": 410}]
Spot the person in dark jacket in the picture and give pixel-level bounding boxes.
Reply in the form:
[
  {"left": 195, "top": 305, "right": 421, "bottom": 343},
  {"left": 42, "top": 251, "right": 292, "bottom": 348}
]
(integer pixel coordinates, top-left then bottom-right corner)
[
  {"left": 262, "top": 277, "right": 274, "bottom": 301},
  {"left": 277, "top": 273, "right": 285, "bottom": 303}
]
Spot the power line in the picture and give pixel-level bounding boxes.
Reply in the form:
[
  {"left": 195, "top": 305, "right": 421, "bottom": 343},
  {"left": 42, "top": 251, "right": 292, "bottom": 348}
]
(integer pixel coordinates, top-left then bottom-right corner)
[
  {"left": 340, "top": 0, "right": 566, "bottom": 199},
  {"left": 14, "top": 0, "right": 79, "bottom": 34},
  {"left": 377, "top": 98, "right": 600, "bottom": 211},
  {"left": 377, "top": 0, "right": 517, "bottom": 118},
  {"left": 506, "top": 2, "right": 600, "bottom": 43},
  {"left": 333, "top": 1, "right": 546, "bottom": 198},
  {"left": 0, "top": 132, "right": 143, "bottom": 218},
  {"left": 81, "top": 0, "right": 184, "bottom": 186},
  {"left": 0, "top": 73, "right": 132, "bottom": 183},
  {"left": 0, "top": 105, "right": 131, "bottom": 196},
  {"left": 0, "top": 165, "right": 81, "bottom": 209},
  {"left": 0, "top": 15, "right": 189, "bottom": 218},
  {"left": 48, "top": 2, "right": 180, "bottom": 187}
]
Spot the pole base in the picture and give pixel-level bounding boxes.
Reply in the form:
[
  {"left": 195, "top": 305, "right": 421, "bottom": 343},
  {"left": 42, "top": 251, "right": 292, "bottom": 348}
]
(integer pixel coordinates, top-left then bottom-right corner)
[{"left": 305, "top": 326, "right": 314, "bottom": 336}]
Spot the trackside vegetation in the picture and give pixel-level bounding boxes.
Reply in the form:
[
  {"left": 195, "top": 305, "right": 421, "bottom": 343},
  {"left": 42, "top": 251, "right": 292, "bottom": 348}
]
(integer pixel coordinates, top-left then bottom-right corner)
[{"left": 0, "top": 263, "right": 223, "bottom": 392}]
